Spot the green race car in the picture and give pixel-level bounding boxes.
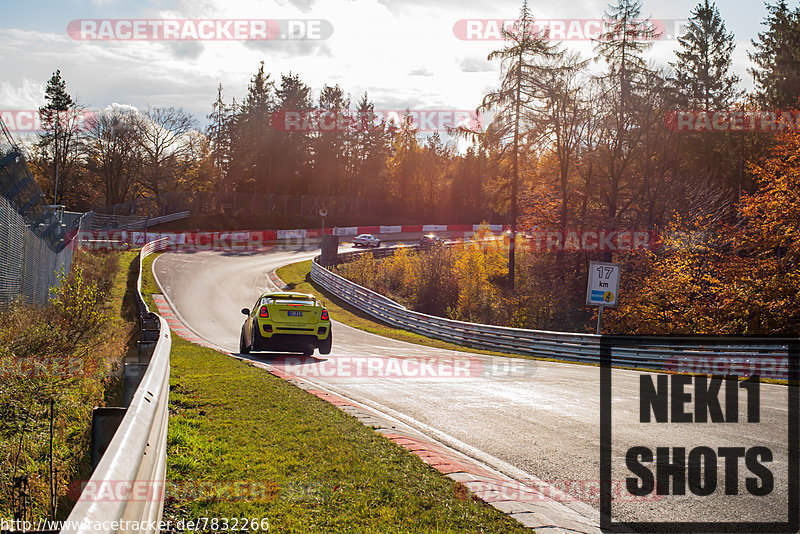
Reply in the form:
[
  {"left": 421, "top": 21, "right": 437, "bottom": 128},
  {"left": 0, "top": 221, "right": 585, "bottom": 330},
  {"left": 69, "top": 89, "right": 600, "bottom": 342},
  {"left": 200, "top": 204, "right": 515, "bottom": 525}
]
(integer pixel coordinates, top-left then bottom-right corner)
[{"left": 240, "top": 291, "right": 332, "bottom": 356}]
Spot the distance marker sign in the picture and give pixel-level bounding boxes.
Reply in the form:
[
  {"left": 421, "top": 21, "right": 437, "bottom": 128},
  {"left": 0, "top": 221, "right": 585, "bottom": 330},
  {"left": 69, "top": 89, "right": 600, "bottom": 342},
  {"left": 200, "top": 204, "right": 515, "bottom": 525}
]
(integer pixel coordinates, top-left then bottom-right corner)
[{"left": 586, "top": 261, "right": 620, "bottom": 307}]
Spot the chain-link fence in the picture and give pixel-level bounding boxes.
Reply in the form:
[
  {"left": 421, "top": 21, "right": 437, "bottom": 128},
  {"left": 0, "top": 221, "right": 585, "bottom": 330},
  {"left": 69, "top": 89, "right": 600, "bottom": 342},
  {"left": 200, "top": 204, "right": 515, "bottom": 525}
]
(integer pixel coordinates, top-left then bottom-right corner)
[{"left": 0, "top": 118, "right": 74, "bottom": 306}]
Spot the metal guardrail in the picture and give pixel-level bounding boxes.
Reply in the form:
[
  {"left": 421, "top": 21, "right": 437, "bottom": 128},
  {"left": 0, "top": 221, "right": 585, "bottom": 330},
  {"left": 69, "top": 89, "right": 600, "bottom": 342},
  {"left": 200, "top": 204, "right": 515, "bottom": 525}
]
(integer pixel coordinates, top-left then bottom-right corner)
[
  {"left": 147, "top": 210, "right": 191, "bottom": 227},
  {"left": 78, "top": 210, "right": 191, "bottom": 232},
  {"left": 311, "top": 249, "right": 793, "bottom": 376},
  {"left": 64, "top": 239, "right": 171, "bottom": 533}
]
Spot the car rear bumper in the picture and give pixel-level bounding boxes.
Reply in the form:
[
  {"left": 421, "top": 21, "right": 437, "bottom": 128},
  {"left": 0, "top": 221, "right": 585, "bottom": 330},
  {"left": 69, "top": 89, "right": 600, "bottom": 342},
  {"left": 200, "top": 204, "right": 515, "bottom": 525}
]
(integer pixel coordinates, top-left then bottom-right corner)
[
  {"left": 254, "top": 332, "right": 328, "bottom": 351},
  {"left": 259, "top": 322, "right": 329, "bottom": 340}
]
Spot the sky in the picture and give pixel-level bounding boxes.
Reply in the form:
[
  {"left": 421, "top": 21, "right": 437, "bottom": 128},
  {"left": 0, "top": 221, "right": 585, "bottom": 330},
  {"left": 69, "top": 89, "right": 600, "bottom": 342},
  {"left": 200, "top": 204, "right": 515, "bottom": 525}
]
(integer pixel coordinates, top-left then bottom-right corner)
[{"left": 0, "top": 0, "right": 777, "bottom": 134}]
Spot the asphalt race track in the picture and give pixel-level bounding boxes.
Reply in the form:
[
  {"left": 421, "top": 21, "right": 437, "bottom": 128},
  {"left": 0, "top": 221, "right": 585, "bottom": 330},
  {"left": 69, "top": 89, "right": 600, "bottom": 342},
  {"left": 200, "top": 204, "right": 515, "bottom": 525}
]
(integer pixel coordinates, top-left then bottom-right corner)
[{"left": 153, "top": 247, "right": 795, "bottom": 531}]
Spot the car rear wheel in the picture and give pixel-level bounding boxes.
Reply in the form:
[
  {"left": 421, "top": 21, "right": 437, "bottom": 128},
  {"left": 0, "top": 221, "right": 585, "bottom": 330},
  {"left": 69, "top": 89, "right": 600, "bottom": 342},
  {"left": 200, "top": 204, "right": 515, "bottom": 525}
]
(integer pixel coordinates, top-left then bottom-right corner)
[
  {"left": 239, "top": 327, "right": 250, "bottom": 354},
  {"left": 302, "top": 347, "right": 314, "bottom": 357},
  {"left": 318, "top": 331, "right": 332, "bottom": 354},
  {"left": 252, "top": 321, "right": 267, "bottom": 352}
]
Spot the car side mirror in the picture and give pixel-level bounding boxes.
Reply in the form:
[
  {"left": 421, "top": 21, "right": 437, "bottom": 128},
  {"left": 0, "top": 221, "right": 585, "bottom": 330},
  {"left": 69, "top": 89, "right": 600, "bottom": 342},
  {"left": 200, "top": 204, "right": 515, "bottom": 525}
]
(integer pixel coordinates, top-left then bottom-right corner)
[{"left": 241, "top": 308, "right": 250, "bottom": 315}]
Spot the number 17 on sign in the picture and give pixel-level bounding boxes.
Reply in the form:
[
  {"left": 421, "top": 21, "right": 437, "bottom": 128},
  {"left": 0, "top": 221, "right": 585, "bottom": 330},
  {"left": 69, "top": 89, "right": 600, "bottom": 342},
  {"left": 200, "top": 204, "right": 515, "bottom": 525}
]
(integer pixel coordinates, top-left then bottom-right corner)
[{"left": 586, "top": 261, "right": 621, "bottom": 335}]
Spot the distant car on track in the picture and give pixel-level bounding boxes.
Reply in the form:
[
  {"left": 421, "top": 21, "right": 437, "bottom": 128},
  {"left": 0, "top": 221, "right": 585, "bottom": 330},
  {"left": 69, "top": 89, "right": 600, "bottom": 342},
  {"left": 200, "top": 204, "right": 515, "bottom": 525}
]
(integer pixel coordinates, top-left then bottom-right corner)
[
  {"left": 419, "top": 233, "right": 446, "bottom": 247},
  {"left": 240, "top": 292, "right": 332, "bottom": 356},
  {"left": 353, "top": 233, "right": 381, "bottom": 247}
]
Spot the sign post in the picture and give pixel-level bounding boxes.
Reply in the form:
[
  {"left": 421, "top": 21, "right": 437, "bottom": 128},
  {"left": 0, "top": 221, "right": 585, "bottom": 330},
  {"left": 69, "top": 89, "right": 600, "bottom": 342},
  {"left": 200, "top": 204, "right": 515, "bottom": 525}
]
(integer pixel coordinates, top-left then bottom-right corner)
[
  {"left": 319, "top": 207, "right": 328, "bottom": 250},
  {"left": 586, "top": 261, "right": 620, "bottom": 335}
]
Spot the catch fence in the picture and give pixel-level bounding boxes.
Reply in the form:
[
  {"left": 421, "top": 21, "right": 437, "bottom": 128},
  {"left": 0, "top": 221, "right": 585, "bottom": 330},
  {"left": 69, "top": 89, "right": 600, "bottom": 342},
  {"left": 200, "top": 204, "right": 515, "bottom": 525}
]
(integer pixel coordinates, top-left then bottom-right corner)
[{"left": 0, "top": 117, "right": 74, "bottom": 305}]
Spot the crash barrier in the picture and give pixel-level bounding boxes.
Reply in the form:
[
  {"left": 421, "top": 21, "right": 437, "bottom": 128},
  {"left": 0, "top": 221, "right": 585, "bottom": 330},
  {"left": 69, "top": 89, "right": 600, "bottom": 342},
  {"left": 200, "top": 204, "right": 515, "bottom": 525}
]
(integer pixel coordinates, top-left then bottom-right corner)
[
  {"left": 64, "top": 238, "right": 171, "bottom": 533},
  {"left": 0, "top": 118, "right": 74, "bottom": 305},
  {"left": 311, "top": 249, "right": 794, "bottom": 378},
  {"left": 77, "top": 210, "right": 191, "bottom": 233}
]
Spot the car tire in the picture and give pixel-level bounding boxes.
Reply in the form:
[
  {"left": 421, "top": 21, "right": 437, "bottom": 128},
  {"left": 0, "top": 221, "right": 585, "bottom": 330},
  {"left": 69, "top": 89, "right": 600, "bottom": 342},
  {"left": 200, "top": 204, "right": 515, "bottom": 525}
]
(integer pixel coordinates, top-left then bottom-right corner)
[
  {"left": 239, "top": 327, "right": 250, "bottom": 355},
  {"left": 318, "top": 331, "right": 332, "bottom": 355},
  {"left": 252, "top": 321, "right": 265, "bottom": 352},
  {"left": 302, "top": 347, "right": 314, "bottom": 357}
]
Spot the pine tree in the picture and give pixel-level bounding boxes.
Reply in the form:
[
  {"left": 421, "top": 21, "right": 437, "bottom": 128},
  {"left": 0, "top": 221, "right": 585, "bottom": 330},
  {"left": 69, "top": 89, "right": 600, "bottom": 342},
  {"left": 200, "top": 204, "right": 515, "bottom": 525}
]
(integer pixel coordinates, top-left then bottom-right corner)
[
  {"left": 275, "top": 73, "right": 314, "bottom": 194},
  {"left": 749, "top": 0, "right": 800, "bottom": 109},
  {"left": 207, "top": 83, "right": 232, "bottom": 189},
  {"left": 594, "top": 0, "right": 658, "bottom": 117},
  {"left": 38, "top": 70, "right": 76, "bottom": 205},
  {"left": 670, "top": 0, "right": 741, "bottom": 110}
]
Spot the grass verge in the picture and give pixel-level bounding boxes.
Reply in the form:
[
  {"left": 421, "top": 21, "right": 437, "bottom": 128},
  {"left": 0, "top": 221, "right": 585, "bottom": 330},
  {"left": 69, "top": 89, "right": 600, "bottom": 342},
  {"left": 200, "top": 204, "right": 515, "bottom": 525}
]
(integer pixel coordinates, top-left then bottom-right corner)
[{"left": 138, "top": 256, "right": 529, "bottom": 532}]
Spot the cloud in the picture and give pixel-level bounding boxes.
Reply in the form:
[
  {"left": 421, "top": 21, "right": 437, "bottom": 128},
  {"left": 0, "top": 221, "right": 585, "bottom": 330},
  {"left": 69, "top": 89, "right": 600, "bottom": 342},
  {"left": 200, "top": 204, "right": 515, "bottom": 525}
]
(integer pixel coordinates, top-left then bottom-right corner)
[
  {"left": 161, "top": 41, "right": 206, "bottom": 61},
  {"left": 0, "top": 78, "right": 45, "bottom": 108},
  {"left": 408, "top": 67, "right": 433, "bottom": 77},
  {"left": 243, "top": 38, "right": 333, "bottom": 57},
  {"left": 282, "top": 0, "right": 319, "bottom": 12},
  {"left": 105, "top": 102, "right": 141, "bottom": 113},
  {"left": 456, "top": 56, "right": 494, "bottom": 72}
]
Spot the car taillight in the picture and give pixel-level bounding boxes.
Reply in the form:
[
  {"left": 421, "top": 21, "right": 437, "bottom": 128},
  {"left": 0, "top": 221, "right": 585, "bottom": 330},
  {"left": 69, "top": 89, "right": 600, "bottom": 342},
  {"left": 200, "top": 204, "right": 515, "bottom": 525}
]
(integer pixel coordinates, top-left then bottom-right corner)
[
  {"left": 259, "top": 306, "right": 269, "bottom": 318},
  {"left": 321, "top": 309, "right": 329, "bottom": 321}
]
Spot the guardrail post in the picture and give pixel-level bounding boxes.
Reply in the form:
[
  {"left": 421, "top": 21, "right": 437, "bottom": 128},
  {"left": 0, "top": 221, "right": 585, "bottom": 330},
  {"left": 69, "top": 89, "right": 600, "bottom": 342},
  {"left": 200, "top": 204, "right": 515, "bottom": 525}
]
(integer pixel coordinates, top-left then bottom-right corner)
[
  {"left": 141, "top": 312, "right": 160, "bottom": 331},
  {"left": 141, "top": 328, "right": 159, "bottom": 342},
  {"left": 321, "top": 234, "right": 339, "bottom": 266},
  {"left": 123, "top": 363, "right": 149, "bottom": 406},
  {"left": 90, "top": 407, "right": 126, "bottom": 472},
  {"left": 137, "top": 340, "right": 156, "bottom": 364}
]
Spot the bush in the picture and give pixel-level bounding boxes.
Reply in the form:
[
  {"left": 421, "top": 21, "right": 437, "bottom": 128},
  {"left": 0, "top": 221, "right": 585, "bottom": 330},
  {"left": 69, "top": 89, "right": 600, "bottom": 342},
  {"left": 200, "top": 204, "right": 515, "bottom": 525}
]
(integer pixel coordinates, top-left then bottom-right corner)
[{"left": 0, "top": 250, "right": 133, "bottom": 520}]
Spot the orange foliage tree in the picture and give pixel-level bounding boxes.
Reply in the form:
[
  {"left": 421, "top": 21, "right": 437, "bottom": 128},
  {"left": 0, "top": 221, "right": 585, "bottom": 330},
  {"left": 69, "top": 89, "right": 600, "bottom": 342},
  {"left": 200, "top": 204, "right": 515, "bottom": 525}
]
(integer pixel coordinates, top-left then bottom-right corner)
[{"left": 607, "top": 129, "right": 800, "bottom": 335}]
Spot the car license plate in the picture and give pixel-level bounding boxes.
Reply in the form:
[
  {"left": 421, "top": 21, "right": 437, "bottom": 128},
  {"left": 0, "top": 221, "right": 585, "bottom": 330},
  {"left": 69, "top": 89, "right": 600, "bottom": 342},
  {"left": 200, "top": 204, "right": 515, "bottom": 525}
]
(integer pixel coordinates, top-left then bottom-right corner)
[{"left": 287, "top": 310, "right": 303, "bottom": 317}]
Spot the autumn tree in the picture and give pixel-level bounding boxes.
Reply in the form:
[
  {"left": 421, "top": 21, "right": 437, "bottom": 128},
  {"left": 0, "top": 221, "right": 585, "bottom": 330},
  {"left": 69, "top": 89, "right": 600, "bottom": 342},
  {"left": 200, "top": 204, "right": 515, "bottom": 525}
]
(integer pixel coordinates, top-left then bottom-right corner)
[
  {"left": 480, "top": 0, "right": 561, "bottom": 288},
  {"left": 85, "top": 105, "right": 143, "bottom": 206},
  {"left": 591, "top": 0, "right": 660, "bottom": 242},
  {"left": 137, "top": 107, "right": 197, "bottom": 204}
]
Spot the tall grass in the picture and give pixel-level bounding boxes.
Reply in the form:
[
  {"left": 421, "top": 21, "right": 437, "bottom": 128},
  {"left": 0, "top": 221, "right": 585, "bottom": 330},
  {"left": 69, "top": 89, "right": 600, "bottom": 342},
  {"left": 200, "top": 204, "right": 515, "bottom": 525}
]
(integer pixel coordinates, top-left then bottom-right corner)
[{"left": 0, "top": 250, "right": 138, "bottom": 520}]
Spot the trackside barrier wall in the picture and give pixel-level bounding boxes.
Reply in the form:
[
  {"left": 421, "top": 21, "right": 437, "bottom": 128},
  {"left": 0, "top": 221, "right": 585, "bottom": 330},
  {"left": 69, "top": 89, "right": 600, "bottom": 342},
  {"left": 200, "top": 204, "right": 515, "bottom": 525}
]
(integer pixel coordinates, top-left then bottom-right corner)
[
  {"left": 311, "top": 251, "right": 792, "bottom": 375},
  {"left": 64, "top": 239, "right": 171, "bottom": 533}
]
